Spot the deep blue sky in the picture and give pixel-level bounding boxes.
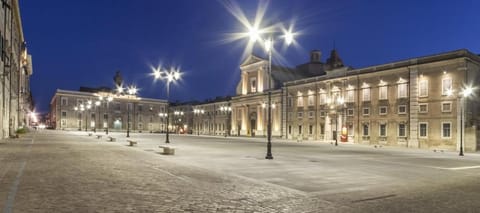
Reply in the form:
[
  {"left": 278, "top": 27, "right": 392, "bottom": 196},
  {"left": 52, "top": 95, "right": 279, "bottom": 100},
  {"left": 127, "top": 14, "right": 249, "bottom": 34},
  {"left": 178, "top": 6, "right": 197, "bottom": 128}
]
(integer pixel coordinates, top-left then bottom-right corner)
[{"left": 20, "top": 0, "right": 480, "bottom": 113}]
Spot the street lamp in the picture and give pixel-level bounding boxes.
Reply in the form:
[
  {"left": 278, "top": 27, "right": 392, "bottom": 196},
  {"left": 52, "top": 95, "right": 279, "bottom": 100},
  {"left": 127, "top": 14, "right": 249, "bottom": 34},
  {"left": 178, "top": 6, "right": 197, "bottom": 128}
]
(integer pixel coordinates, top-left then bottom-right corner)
[
  {"left": 85, "top": 101, "right": 92, "bottom": 132},
  {"left": 220, "top": 106, "right": 232, "bottom": 137},
  {"left": 153, "top": 66, "right": 182, "bottom": 143},
  {"left": 242, "top": 24, "right": 296, "bottom": 160},
  {"left": 193, "top": 108, "right": 205, "bottom": 135},
  {"left": 126, "top": 85, "right": 138, "bottom": 138},
  {"left": 98, "top": 95, "right": 114, "bottom": 134},
  {"left": 158, "top": 112, "right": 168, "bottom": 134},
  {"left": 457, "top": 86, "right": 473, "bottom": 156}
]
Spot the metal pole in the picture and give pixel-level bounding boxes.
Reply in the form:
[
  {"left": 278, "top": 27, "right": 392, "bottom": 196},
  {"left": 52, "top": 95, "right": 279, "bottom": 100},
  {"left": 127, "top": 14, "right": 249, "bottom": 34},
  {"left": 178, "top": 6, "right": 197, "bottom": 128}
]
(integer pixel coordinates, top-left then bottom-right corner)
[
  {"left": 94, "top": 106, "right": 97, "bottom": 133},
  {"left": 266, "top": 46, "right": 273, "bottom": 160},
  {"left": 127, "top": 102, "right": 130, "bottom": 138},
  {"left": 335, "top": 110, "right": 338, "bottom": 146},
  {"left": 460, "top": 97, "right": 464, "bottom": 156},
  {"left": 106, "top": 101, "right": 109, "bottom": 135},
  {"left": 166, "top": 82, "right": 170, "bottom": 143}
]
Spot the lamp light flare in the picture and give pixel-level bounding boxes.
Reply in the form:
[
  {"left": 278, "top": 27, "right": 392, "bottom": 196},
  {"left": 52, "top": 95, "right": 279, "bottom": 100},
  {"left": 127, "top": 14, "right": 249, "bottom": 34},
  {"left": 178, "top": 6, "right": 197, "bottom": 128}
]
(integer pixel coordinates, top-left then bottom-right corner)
[
  {"left": 284, "top": 31, "right": 294, "bottom": 45},
  {"left": 248, "top": 26, "right": 260, "bottom": 42},
  {"left": 153, "top": 70, "right": 162, "bottom": 79},
  {"left": 174, "top": 71, "right": 180, "bottom": 80},
  {"left": 264, "top": 38, "right": 272, "bottom": 52},
  {"left": 463, "top": 87, "right": 473, "bottom": 97}
]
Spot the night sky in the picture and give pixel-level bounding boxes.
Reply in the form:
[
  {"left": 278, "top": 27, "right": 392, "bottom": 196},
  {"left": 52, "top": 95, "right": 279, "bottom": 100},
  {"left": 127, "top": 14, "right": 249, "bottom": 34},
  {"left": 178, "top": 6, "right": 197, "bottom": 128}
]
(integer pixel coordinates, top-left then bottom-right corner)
[{"left": 20, "top": 0, "right": 480, "bottom": 113}]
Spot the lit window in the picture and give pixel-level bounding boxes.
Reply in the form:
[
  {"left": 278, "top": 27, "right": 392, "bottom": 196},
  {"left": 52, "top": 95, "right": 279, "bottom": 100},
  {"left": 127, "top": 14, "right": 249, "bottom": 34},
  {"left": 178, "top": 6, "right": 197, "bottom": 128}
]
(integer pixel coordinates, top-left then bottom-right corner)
[
  {"left": 398, "top": 123, "right": 406, "bottom": 137},
  {"left": 363, "top": 107, "right": 370, "bottom": 116},
  {"left": 379, "top": 86, "right": 388, "bottom": 100},
  {"left": 419, "top": 104, "right": 428, "bottom": 113},
  {"left": 297, "top": 96, "right": 304, "bottom": 107},
  {"left": 419, "top": 122, "right": 428, "bottom": 138},
  {"left": 379, "top": 123, "right": 387, "bottom": 137},
  {"left": 379, "top": 106, "right": 387, "bottom": 115},
  {"left": 61, "top": 111, "right": 67, "bottom": 117},
  {"left": 442, "top": 122, "right": 451, "bottom": 138},
  {"left": 398, "top": 84, "right": 408, "bottom": 98},
  {"left": 319, "top": 93, "right": 327, "bottom": 105},
  {"left": 346, "top": 90, "right": 354, "bottom": 102},
  {"left": 320, "top": 111, "right": 326, "bottom": 117},
  {"left": 419, "top": 79, "right": 428, "bottom": 97},
  {"left": 362, "top": 88, "right": 371, "bottom": 101},
  {"left": 308, "top": 95, "right": 314, "bottom": 106},
  {"left": 442, "top": 77, "right": 452, "bottom": 96},
  {"left": 398, "top": 105, "right": 407, "bottom": 114},
  {"left": 441, "top": 102, "right": 452, "bottom": 112}
]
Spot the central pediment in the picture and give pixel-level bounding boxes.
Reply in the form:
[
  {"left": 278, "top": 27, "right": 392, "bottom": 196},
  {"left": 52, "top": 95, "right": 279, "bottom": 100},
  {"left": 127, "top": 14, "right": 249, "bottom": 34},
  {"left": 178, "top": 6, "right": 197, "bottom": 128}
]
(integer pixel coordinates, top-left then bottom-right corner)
[{"left": 240, "top": 54, "right": 266, "bottom": 67}]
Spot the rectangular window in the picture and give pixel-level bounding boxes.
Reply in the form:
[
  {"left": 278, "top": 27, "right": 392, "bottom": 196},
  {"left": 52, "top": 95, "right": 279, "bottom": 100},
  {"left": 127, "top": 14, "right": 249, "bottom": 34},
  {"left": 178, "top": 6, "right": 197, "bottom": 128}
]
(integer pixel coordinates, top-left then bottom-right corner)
[
  {"left": 442, "top": 122, "right": 451, "bottom": 138},
  {"left": 441, "top": 102, "right": 452, "bottom": 112},
  {"left": 398, "top": 123, "right": 406, "bottom": 137},
  {"left": 308, "top": 95, "right": 314, "bottom": 106},
  {"left": 347, "top": 108, "right": 354, "bottom": 116},
  {"left": 287, "top": 97, "right": 292, "bottom": 107},
  {"left": 61, "top": 111, "right": 67, "bottom": 117},
  {"left": 297, "top": 96, "right": 304, "bottom": 107},
  {"left": 363, "top": 124, "right": 369, "bottom": 136},
  {"left": 250, "top": 78, "right": 257, "bottom": 93},
  {"left": 346, "top": 90, "right": 354, "bottom": 102},
  {"left": 320, "top": 124, "right": 325, "bottom": 135},
  {"left": 442, "top": 77, "right": 452, "bottom": 96},
  {"left": 362, "top": 88, "right": 371, "bottom": 101},
  {"left": 288, "top": 125, "right": 292, "bottom": 134},
  {"left": 298, "top": 125, "right": 302, "bottom": 134},
  {"left": 379, "top": 123, "right": 387, "bottom": 137},
  {"left": 61, "top": 97, "right": 68, "bottom": 106},
  {"left": 379, "top": 106, "right": 387, "bottom": 115},
  {"left": 419, "top": 122, "right": 428, "bottom": 138},
  {"left": 419, "top": 104, "right": 428, "bottom": 113},
  {"left": 103, "top": 114, "right": 108, "bottom": 119},
  {"left": 61, "top": 119, "right": 67, "bottom": 127},
  {"left": 297, "top": 112, "right": 303, "bottom": 118},
  {"left": 379, "top": 86, "right": 388, "bottom": 100},
  {"left": 419, "top": 79, "right": 428, "bottom": 97},
  {"left": 320, "top": 111, "right": 326, "bottom": 117},
  {"left": 308, "top": 111, "right": 314, "bottom": 118},
  {"left": 309, "top": 125, "right": 313, "bottom": 135},
  {"left": 363, "top": 107, "right": 370, "bottom": 116},
  {"left": 398, "top": 105, "right": 407, "bottom": 114},
  {"left": 319, "top": 93, "right": 327, "bottom": 105},
  {"left": 398, "top": 84, "right": 408, "bottom": 98}
]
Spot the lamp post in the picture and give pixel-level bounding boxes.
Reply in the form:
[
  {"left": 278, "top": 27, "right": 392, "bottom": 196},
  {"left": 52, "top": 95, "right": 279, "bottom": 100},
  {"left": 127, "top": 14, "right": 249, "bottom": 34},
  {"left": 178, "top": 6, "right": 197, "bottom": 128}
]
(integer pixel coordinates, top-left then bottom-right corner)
[
  {"left": 239, "top": 21, "right": 296, "bottom": 160},
  {"left": 193, "top": 109, "right": 205, "bottom": 135},
  {"left": 85, "top": 101, "right": 92, "bottom": 132},
  {"left": 153, "top": 67, "right": 182, "bottom": 143},
  {"left": 158, "top": 112, "right": 167, "bottom": 134},
  {"left": 126, "top": 85, "right": 138, "bottom": 138},
  {"left": 74, "top": 105, "right": 84, "bottom": 131},
  {"left": 94, "top": 100, "right": 100, "bottom": 133},
  {"left": 220, "top": 106, "right": 232, "bottom": 137},
  {"left": 98, "top": 95, "right": 114, "bottom": 135},
  {"left": 459, "top": 87, "right": 473, "bottom": 156}
]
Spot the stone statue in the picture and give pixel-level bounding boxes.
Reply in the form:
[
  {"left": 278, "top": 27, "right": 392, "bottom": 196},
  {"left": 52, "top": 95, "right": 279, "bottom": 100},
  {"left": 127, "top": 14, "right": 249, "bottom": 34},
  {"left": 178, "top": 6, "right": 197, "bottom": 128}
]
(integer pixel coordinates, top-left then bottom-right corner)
[{"left": 113, "top": 71, "right": 123, "bottom": 87}]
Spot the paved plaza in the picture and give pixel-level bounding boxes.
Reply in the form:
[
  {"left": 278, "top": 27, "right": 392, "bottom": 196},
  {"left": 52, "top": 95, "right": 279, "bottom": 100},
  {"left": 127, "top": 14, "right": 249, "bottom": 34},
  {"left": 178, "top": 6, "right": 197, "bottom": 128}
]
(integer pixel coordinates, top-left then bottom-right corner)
[{"left": 1, "top": 130, "right": 480, "bottom": 212}]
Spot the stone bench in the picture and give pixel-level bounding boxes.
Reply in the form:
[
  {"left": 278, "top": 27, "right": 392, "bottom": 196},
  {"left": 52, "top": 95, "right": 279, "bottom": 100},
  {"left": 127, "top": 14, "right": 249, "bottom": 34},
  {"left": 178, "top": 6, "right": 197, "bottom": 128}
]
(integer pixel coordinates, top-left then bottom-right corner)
[
  {"left": 88, "top": 133, "right": 92, "bottom": 136},
  {"left": 159, "top": 146, "right": 175, "bottom": 155},
  {"left": 127, "top": 140, "right": 138, "bottom": 146},
  {"left": 107, "top": 136, "right": 116, "bottom": 142},
  {"left": 96, "top": 135, "right": 102, "bottom": 139}
]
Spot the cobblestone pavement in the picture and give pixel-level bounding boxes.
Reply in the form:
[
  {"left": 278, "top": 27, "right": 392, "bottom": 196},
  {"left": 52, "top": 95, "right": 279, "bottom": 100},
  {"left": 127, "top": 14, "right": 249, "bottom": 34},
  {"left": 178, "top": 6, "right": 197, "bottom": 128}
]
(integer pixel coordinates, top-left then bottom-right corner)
[{"left": 1, "top": 130, "right": 480, "bottom": 212}]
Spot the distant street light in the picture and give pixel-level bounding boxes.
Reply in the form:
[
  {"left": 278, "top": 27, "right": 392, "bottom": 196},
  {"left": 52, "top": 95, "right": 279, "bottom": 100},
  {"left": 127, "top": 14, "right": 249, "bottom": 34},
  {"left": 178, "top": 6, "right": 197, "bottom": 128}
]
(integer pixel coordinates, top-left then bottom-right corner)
[{"left": 126, "top": 85, "right": 138, "bottom": 138}]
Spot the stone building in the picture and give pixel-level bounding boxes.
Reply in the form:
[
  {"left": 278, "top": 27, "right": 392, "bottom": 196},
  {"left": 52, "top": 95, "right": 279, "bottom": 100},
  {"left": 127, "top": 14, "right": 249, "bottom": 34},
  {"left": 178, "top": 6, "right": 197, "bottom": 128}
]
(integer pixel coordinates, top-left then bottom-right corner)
[
  {"left": 50, "top": 88, "right": 168, "bottom": 132},
  {"left": 0, "top": 0, "right": 34, "bottom": 138},
  {"left": 191, "top": 97, "right": 231, "bottom": 136},
  {"left": 284, "top": 49, "right": 480, "bottom": 151}
]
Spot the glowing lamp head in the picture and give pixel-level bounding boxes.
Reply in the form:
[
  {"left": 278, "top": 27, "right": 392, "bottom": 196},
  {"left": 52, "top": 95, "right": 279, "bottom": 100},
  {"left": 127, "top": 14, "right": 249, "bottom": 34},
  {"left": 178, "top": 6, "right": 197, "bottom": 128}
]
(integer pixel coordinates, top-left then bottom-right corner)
[
  {"left": 248, "top": 26, "right": 260, "bottom": 42},
  {"left": 128, "top": 86, "right": 137, "bottom": 95},
  {"left": 116, "top": 86, "right": 124, "bottom": 94},
  {"left": 153, "top": 70, "right": 162, "bottom": 79},
  {"left": 463, "top": 87, "right": 473, "bottom": 97},
  {"left": 264, "top": 38, "right": 272, "bottom": 53},
  {"left": 107, "top": 96, "right": 113, "bottom": 102},
  {"left": 95, "top": 101, "right": 101, "bottom": 106},
  {"left": 446, "top": 89, "right": 454, "bottom": 97},
  {"left": 284, "top": 31, "right": 294, "bottom": 45},
  {"left": 174, "top": 71, "right": 181, "bottom": 80},
  {"left": 74, "top": 107, "right": 78, "bottom": 111}
]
